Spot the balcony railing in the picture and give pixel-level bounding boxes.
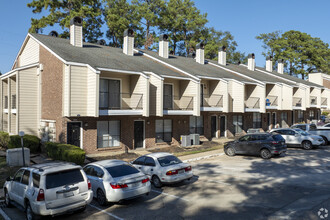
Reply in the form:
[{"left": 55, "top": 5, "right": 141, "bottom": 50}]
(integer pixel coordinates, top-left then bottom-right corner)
[
  {"left": 99, "top": 93, "right": 143, "bottom": 110},
  {"left": 322, "top": 97, "right": 327, "bottom": 106},
  {"left": 310, "top": 96, "right": 317, "bottom": 105},
  {"left": 293, "top": 97, "right": 302, "bottom": 107},
  {"left": 11, "top": 95, "right": 16, "bottom": 109},
  {"left": 163, "top": 95, "right": 194, "bottom": 110},
  {"left": 201, "top": 94, "right": 223, "bottom": 107},
  {"left": 266, "top": 95, "right": 278, "bottom": 107},
  {"left": 245, "top": 97, "right": 260, "bottom": 109}
]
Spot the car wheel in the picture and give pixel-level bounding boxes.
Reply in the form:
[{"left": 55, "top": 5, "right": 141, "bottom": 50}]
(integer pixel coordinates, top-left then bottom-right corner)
[
  {"left": 260, "top": 149, "right": 272, "bottom": 159},
  {"left": 97, "top": 189, "right": 107, "bottom": 206},
  {"left": 152, "top": 175, "right": 162, "bottom": 188},
  {"left": 302, "top": 141, "right": 312, "bottom": 150},
  {"left": 4, "top": 189, "right": 12, "bottom": 208},
  {"left": 321, "top": 136, "right": 328, "bottom": 145},
  {"left": 225, "top": 146, "right": 236, "bottom": 157},
  {"left": 25, "top": 202, "right": 38, "bottom": 220}
]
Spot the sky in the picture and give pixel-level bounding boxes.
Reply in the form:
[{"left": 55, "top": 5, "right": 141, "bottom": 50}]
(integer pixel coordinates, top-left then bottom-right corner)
[{"left": 0, "top": 0, "right": 329, "bottom": 74}]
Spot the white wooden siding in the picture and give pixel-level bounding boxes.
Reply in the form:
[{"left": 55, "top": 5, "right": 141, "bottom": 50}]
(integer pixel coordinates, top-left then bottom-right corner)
[
  {"left": 19, "top": 38, "right": 39, "bottom": 67},
  {"left": 70, "top": 66, "right": 87, "bottom": 116},
  {"left": 308, "top": 73, "right": 323, "bottom": 86},
  {"left": 266, "top": 84, "right": 282, "bottom": 109},
  {"left": 245, "top": 84, "right": 265, "bottom": 113},
  {"left": 130, "top": 75, "right": 149, "bottom": 116},
  {"left": 180, "top": 80, "right": 199, "bottom": 116},
  {"left": 63, "top": 65, "right": 70, "bottom": 116},
  {"left": 2, "top": 81, "right": 8, "bottom": 132},
  {"left": 149, "top": 75, "right": 163, "bottom": 116},
  {"left": 228, "top": 81, "right": 244, "bottom": 113},
  {"left": 18, "top": 67, "right": 39, "bottom": 135},
  {"left": 87, "top": 67, "right": 97, "bottom": 116}
]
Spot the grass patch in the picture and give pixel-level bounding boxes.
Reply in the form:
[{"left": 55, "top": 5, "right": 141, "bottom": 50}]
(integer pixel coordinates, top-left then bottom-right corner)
[
  {"left": 174, "top": 145, "right": 223, "bottom": 157},
  {"left": 0, "top": 156, "right": 20, "bottom": 194}
]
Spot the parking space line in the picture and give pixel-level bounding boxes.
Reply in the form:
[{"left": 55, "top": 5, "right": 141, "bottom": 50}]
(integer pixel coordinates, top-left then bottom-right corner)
[
  {"left": 88, "top": 204, "right": 124, "bottom": 220},
  {"left": 151, "top": 189, "right": 189, "bottom": 202},
  {"left": 0, "top": 208, "right": 11, "bottom": 220}
]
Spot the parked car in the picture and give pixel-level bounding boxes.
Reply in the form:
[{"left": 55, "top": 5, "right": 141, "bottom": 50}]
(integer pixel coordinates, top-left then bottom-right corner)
[
  {"left": 4, "top": 162, "right": 93, "bottom": 220},
  {"left": 322, "top": 123, "right": 330, "bottom": 128},
  {"left": 291, "top": 124, "right": 330, "bottom": 145},
  {"left": 83, "top": 160, "right": 151, "bottom": 206},
  {"left": 270, "top": 128, "right": 324, "bottom": 149},
  {"left": 224, "top": 133, "right": 287, "bottom": 159},
  {"left": 131, "top": 153, "right": 193, "bottom": 188}
]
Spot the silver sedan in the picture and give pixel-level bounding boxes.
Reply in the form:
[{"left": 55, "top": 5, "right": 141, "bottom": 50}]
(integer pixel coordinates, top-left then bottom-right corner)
[
  {"left": 131, "top": 152, "right": 193, "bottom": 188},
  {"left": 83, "top": 160, "right": 151, "bottom": 206}
]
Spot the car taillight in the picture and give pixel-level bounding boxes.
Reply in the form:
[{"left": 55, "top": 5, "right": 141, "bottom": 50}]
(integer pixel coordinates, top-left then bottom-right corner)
[
  {"left": 271, "top": 141, "right": 279, "bottom": 145},
  {"left": 110, "top": 183, "right": 128, "bottom": 189},
  {"left": 37, "top": 189, "right": 45, "bottom": 201},
  {"left": 166, "top": 170, "right": 178, "bottom": 175},
  {"left": 87, "top": 179, "right": 91, "bottom": 190},
  {"left": 141, "top": 178, "right": 149, "bottom": 183},
  {"left": 185, "top": 166, "right": 192, "bottom": 172}
]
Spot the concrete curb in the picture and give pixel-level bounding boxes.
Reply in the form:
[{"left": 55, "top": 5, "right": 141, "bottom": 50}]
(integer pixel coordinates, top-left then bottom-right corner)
[
  {"left": 182, "top": 153, "right": 225, "bottom": 163},
  {"left": 0, "top": 207, "right": 11, "bottom": 220}
]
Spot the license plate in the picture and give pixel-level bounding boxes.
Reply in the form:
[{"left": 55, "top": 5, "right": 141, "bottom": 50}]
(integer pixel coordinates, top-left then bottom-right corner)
[
  {"left": 64, "top": 191, "right": 74, "bottom": 197},
  {"left": 130, "top": 182, "right": 140, "bottom": 188},
  {"left": 178, "top": 170, "right": 184, "bottom": 174}
]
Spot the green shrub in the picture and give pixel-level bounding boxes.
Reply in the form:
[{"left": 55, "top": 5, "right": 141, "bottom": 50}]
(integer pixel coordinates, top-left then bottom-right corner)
[
  {"left": 45, "top": 142, "right": 85, "bottom": 165},
  {"left": 0, "top": 131, "right": 10, "bottom": 149},
  {"left": 8, "top": 135, "right": 40, "bottom": 153}
]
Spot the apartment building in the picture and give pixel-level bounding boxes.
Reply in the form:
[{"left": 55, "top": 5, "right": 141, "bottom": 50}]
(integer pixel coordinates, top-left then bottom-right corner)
[{"left": 0, "top": 17, "right": 327, "bottom": 153}]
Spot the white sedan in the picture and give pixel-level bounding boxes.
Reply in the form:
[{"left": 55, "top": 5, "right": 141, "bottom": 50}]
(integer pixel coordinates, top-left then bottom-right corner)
[
  {"left": 131, "top": 152, "right": 193, "bottom": 188},
  {"left": 83, "top": 160, "right": 151, "bottom": 206}
]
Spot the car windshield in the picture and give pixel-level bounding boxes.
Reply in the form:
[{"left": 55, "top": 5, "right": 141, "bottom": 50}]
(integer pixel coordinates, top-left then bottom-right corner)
[
  {"left": 294, "top": 129, "right": 309, "bottom": 136},
  {"left": 106, "top": 164, "right": 140, "bottom": 178},
  {"left": 157, "top": 155, "right": 182, "bottom": 167}
]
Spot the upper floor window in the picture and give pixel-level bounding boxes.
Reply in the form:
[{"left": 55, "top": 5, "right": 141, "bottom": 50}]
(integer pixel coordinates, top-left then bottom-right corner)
[
  {"left": 4, "top": 96, "right": 8, "bottom": 109},
  {"left": 99, "top": 79, "right": 121, "bottom": 109},
  {"left": 11, "top": 95, "right": 16, "bottom": 109}
]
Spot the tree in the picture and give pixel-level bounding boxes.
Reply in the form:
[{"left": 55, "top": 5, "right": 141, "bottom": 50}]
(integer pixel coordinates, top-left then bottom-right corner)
[
  {"left": 256, "top": 30, "right": 281, "bottom": 58},
  {"left": 27, "top": 0, "right": 104, "bottom": 42},
  {"left": 159, "top": 0, "right": 208, "bottom": 55},
  {"left": 131, "top": 0, "right": 166, "bottom": 49},
  {"left": 103, "top": 0, "right": 142, "bottom": 47}
]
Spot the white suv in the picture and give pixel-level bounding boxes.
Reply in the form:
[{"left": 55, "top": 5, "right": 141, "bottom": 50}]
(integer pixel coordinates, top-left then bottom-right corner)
[{"left": 4, "top": 162, "right": 93, "bottom": 220}]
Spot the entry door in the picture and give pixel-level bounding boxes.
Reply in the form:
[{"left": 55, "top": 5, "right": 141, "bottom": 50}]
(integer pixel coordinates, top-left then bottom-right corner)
[
  {"left": 267, "top": 113, "right": 271, "bottom": 128},
  {"left": 67, "top": 122, "right": 81, "bottom": 147},
  {"left": 134, "top": 121, "right": 144, "bottom": 148},
  {"left": 164, "top": 84, "right": 173, "bottom": 109},
  {"left": 211, "top": 116, "right": 217, "bottom": 138},
  {"left": 109, "top": 79, "right": 121, "bottom": 109},
  {"left": 220, "top": 116, "right": 226, "bottom": 137},
  {"left": 272, "top": 113, "right": 276, "bottom": 127},
  {"left": 200, "top": 84, "right": 204, "bottom": 107}
]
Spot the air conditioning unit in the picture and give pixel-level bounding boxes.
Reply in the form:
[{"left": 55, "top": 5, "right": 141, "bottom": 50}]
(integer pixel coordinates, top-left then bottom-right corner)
[
  {"left": 190, "top": 134, "right": 200, "bottom": 145},
  {"left": 180, "top": 135, "right": 191, "bottom": 147}
]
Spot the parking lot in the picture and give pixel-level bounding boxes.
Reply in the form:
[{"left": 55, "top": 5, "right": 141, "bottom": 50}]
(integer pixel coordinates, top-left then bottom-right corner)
[{"left": 3, "top": 145, "right": 330, "bottom": 220}]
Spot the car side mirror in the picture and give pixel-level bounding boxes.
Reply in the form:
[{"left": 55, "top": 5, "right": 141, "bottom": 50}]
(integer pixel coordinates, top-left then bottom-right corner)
[{"left": 6, "top": 176, "right": 12, "bottom": 181}]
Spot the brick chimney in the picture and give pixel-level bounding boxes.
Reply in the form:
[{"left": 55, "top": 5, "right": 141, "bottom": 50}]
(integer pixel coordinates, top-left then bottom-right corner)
[
  {"left": 70, "top": 17, "right": 83, "bottom": 47},
  {"left": 247, "top": 53, "right": 255, "bottom": 71},
  {"left": 123, "top": 29, "right": 134, "bottom": 56},
  {"left": 196, "top": 42, "right": 205, "bottom": 64},
  {"left": 218, "top": 46, "right": 226, "bottom": 66},
  {"left": 278, "top": 59, "right": 284, "bottom": 74},
  {"left": 266, "top": 56, "right": 273, "bottom": 72},
  {"left": 159, "top": 34, "right": 169, "bottom": 58}
]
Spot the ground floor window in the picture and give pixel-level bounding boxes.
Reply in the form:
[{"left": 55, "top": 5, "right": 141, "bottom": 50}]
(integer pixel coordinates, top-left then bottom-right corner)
[
  {"left": 155, "top": 119, "right": 172, "bottom": 143},
  {"left": 281, "top": 112, "right": 288, "bottom": 128},
  {"left": 253, "top": 113, "right": 262, "bottom": 128},
  {"left": 189, "top": 116, "right": 204, "bottom": 135},
  {"left": 233, "top": 115, "right": 243, "bottom": 135},
  {"left": 309, "top": 110, "right": 315, "bottom": 120},
  {"left": 97, "top": 120, "right": 120, "bottom": 148},
  {"left": 297, "top": 110, "right": 304, "bottom": 123}
]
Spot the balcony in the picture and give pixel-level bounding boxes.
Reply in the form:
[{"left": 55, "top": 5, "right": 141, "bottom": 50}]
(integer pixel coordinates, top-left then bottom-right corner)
[
  {"left": 99, "top": 93, "right": 143, "bottom": 115},
  {"left": 265, "top": 95, "right": 278, "bottom": 109},
  {"left": 293, "top": 97, "right": 302, "bottom": 109},
  {"left": 245, "top": 97, "right": 260, "bottom": 112},
  {"left": 310, "top": 96, "right": 317, "bottom": 106},
  {"left": 11, "top": 94, "right": 16, "bottom": 114},
  {"left": 163, "top": 95, "right": 194, "bottom": 115},
  {"left": 3, "top": 95, "right": 8, "bottom": 113},
  {"left": 321, "top": 97, "right": 327, "bottom": 108},
  {"left": 201, "top": 94, "right": 223, "bottom": 111}
]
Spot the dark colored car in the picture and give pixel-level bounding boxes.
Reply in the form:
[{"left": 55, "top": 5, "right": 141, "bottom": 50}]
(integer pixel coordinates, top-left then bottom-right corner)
[{"left": 224, "top": 133, "right": 287, "bottom": 159}]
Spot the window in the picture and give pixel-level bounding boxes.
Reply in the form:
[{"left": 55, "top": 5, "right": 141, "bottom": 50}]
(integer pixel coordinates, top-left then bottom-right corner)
[
  {"left": 32, "top": 173, "right": 40, "bottom": 188},
  {"left": 189, "top": 116, "right": 204, "bottom": 135},
  {"left": 253, "top": 113, "right": 261, "bottom": 128},
  {"left": 239, "top": 135, "right": 250, "bottom": 142},
  {"left": 11, "top": 95, "right": 16, "bottom": 109},
  {"left": 133, "top": 156, "right": 146, "bottom": 165},
  {"left": 99, "top": 79, "right": 109, "bottom": 108},
  {"left": 46, "top": 169, "right": 84, "bottom": 189},
  {"left": 97, "top": 121, "right": 120, "bottom": 148},
  {"left": 99, "top": 79, "right": 121, "bottom": 109},
  {"left": 145, "top": 157, "right": 156, "bottom": 166},
  {"left": 84, "top": 166, "right": 104, "bottom": 177},
  {"left": 155, "top": 119, "right": 172, "bottom": 143},
  {"left": 157, "top": 155, "right": 182, "bottom": 167},
  {"left": 310, "top": 124, "right": 317, "bottom": 131},
  {"left": 106, "top": 164, "right": 139, "bottom": 178},
  {"left": 4, "top": 96, "right": 8, "bottom": 109},
  {"left": 281, "top": 112, "right": 288, "bottom": 128},
  {"left": 22, "top": 170, "right": 30, "bottom": 185},
  {"left": 233, "top": 115, "right": 243, "bottom": 135},
  {"left": 13, "top": 169, "right": 24, "bottom": 182},
  {"left": 309, "top": 110, "right": 315, "bottom": 120},
  {"left": 297, "top": 110, "right": 304, "bottom": 123}
]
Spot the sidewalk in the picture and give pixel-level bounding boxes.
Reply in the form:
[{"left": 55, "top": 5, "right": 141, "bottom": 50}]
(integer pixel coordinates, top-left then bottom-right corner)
[{"left": 178, "top": 148, "right": 224, "bottom": 162}]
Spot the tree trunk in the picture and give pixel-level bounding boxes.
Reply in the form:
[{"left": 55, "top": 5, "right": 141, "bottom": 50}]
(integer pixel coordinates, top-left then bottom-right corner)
[{"left": 289, "top": 62, "right": 293, "bottom": 76}]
